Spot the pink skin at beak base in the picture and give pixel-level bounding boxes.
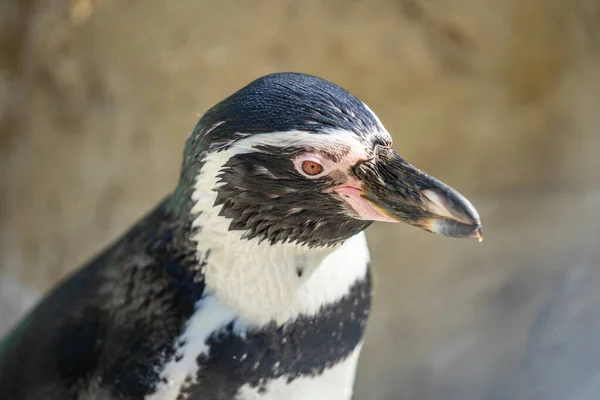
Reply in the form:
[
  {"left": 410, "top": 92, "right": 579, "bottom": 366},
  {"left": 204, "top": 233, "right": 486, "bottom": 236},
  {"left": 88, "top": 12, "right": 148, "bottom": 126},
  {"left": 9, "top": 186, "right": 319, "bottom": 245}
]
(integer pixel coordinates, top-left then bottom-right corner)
[{"left": 333, "top": 186, "right": 397, "bottom": 222}]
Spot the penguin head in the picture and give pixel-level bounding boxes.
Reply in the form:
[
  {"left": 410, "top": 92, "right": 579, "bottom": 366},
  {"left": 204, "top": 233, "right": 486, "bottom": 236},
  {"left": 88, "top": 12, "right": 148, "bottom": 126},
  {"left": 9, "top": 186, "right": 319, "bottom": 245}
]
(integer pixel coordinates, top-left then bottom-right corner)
[{"left": 179, "top": 73, "right": 482, "bottom": 248}]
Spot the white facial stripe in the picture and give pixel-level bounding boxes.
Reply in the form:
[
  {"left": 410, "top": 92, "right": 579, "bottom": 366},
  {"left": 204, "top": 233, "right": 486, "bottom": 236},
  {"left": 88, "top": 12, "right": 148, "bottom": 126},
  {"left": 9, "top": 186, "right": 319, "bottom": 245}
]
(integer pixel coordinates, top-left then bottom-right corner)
[
  {"left": 231, "top": 129, "right": 364, "bottom": 154},
  {"left": 229, "top": 129, "right": 378, "bottom": 173},
  {"left": 361, "top": 102, "right": 384, "bottom": 131},
  {"left": 360, "top": 101, "right": 394, "bottom": 144}
]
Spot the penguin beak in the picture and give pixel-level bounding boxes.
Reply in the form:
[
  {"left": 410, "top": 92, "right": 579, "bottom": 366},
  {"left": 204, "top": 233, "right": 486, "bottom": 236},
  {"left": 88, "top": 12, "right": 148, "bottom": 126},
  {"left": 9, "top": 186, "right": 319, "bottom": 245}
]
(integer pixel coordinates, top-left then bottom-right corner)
[{"left": 335, "top": 147, "right": 483, "bottom": 241}]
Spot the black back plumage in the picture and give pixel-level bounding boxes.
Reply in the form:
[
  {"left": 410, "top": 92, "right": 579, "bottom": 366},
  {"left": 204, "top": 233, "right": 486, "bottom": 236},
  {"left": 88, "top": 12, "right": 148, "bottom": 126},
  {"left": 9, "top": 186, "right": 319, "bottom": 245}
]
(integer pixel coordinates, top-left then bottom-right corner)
[{"left": 0, "top": 200, "right": 203, "bottom": 399}]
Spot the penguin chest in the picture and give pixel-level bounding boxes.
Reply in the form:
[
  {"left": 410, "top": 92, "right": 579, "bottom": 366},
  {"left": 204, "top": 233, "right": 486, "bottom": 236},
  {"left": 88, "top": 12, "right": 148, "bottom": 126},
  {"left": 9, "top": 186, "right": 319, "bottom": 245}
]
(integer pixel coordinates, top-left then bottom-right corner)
[
  {"left": 174, "top": 271, "right": 371, "bottom": 400},
  {"left": 148, "top": 233, "right": 372, "bottom": 400}
]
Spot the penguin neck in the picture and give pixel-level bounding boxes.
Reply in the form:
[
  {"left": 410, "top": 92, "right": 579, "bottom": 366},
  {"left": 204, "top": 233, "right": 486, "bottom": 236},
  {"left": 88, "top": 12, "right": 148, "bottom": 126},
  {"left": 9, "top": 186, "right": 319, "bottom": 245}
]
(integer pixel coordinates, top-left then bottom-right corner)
[{"left": 184, "top": 150, "right": 371, "bottom": 328}]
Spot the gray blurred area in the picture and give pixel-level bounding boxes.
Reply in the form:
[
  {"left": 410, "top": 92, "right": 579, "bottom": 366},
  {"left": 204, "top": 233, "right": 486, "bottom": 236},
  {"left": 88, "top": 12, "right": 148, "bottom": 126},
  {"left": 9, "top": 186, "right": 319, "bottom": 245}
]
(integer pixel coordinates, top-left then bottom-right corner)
[{"left": 1, "top": 0, "right": 600, "bottom": 399}]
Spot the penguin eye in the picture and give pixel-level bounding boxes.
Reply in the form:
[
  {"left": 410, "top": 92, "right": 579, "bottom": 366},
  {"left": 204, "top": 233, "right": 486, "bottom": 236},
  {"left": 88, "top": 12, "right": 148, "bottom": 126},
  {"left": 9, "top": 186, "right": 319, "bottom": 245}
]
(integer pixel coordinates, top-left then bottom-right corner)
[
  {"left": 294, "top": 154, "right": 328, "bottom": 178},
  {"left": 301, "top": 160, "right": 324, "bottom": 176}
]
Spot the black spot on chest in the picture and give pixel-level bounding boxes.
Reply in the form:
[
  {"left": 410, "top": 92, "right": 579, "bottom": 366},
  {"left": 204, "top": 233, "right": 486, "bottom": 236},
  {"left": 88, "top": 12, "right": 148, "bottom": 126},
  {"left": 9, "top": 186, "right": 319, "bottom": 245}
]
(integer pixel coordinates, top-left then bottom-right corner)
[{"left": 178, "top": 268, "right": 371, "bottom": 400}]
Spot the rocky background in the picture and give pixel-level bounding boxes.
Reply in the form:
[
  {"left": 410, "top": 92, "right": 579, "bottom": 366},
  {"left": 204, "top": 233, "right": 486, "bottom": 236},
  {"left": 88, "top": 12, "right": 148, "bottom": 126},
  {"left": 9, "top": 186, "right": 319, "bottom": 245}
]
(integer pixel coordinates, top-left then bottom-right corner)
[{"left": 2, "top": 0, "right": 600, "bottom": 399}]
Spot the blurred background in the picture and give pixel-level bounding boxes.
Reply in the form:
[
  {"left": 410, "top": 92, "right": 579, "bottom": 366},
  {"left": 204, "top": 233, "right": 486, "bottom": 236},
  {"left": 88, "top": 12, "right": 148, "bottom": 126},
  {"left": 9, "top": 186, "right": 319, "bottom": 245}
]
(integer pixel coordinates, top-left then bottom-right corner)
[{"left": 1, "top": 0, "right": 600, "bottom": 399}]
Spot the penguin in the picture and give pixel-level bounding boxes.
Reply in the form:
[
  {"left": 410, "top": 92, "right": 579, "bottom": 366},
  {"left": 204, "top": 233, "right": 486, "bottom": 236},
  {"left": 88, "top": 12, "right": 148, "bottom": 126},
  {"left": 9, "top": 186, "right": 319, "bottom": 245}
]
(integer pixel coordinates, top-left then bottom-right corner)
[{"left": 0, "top": 72, "right": 482, "bottom": 400}]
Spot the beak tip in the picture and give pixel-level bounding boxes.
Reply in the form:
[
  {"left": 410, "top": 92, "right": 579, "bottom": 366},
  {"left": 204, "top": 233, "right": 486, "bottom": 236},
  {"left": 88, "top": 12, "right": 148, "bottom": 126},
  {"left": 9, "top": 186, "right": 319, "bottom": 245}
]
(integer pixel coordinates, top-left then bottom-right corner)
[
  {"left": 475, "top": 225, "right": 484, "bottom": 243},
  {"left": 419, "top": 187, "right": 483, "bottom": 242},
  {"left": 427, "top": 219, "right": 484, "bottom": 241}
]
